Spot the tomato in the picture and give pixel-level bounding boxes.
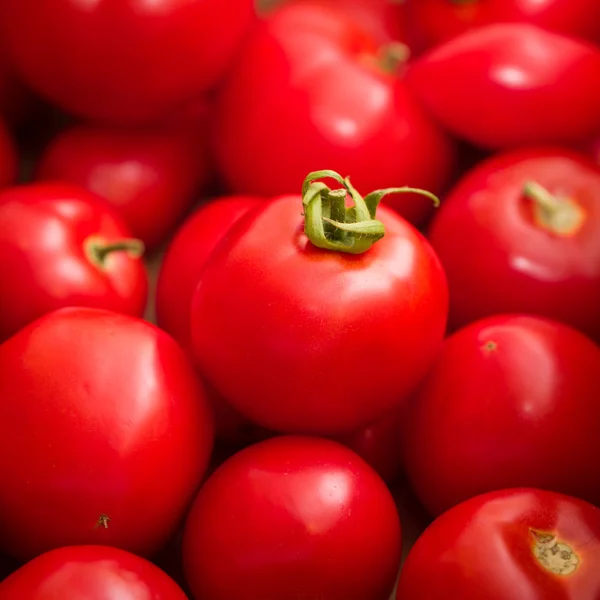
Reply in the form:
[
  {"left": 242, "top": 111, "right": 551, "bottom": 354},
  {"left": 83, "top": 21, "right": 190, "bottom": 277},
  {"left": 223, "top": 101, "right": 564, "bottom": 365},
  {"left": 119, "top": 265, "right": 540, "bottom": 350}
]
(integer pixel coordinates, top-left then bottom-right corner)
[
  {"left": 405, "top": 24, "right": 600, "bottom": 150},
  {"left": 403, "top": 0, "right": 600, "bottom": 53},
  {"left": 36, "top": 121, "right": 212, "bottom": 252},
  {"left": 0, "top": 118, "right": 17, "bottom": 189},
  {"left": 428, "top": 147, "right": 600, "bottom": 341},
  {"left": 156, "top": 194, "right": 273, "bottom": 445},
  {"left": 182, "top": 435, "right": 402, "bottom": 600},
  {"left": 396, "top": 488, "right": 600, "bottom": 599},
  {"left": 191, "top": 171, "right": 448, "bottom": 435},
  {"left": 0, "top": 307, "right": 214, "bottom": 561},
  {"left": 1, "top": 0, "right": 256, "bottom": 125},
  {"left": 213, "top": 1, "right": 456, "bottom": 227},
  {"left": 0, "top": 183, "right": 148, "bottom": 342},
  {"left": 403, "top": 314, "right": 600, "bottom": 518},
  {"left": 0, "top": 545, "right": 187, "bottom": 599},
  {"left": 333, "top": 405, "right": 405, "bottom": 484},
  {"left": 0, "top": 47, "right": 34, "bottom": 124}
]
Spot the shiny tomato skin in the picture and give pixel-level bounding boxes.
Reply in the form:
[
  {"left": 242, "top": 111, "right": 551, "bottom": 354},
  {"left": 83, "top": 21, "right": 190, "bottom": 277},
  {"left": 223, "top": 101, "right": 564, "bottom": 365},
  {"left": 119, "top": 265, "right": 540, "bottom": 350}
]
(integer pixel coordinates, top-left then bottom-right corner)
[
  {"left": 396, "top": 489, "right": 600, "bottom": 600},
  {"left": 213, "top": 2, "right": 456, "bottom": 227},
  {"left": 0, "top": 307, "right": 214, "bottom": 561},
  {"left": 404, "top": 0, "right": 600, "bottom": 53},
  {"left": 0, "top": 118, "right": 17, "bottom": 189},
  {"left": 191, "top": 195, "right": 448, "bottom": 435},
  {"left": 0, "top": 183, "right": 148, "bottom": 342},
  {"left": 0, "top": 545, "right": 187, "bottom": 599},
  {"left": 403, "top": 314, "right": 600, "bottom": 518},
  {"left": 156, "top": 195, "right": 262, "bottom": 354},
  {"left": 428, "top": 147, "right": 600, "bottom": 341},
  {"left": 182, "top": 435, "right": 402, "bottom": 600},
  {"left": 405, "top": 24, "right": 600, "bottom": 150},
  {"left": 1, "top": 0, "right": 256, "bottom": 125},
  {"left": 36, "top": 121, "right": 212, "bottom": 252}
]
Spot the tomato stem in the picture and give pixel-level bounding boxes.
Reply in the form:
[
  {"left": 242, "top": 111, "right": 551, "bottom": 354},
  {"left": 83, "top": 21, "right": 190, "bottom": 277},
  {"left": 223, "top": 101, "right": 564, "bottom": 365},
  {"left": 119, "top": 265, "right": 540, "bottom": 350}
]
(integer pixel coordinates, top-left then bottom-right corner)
[
  {"left": 301, "top": 170, "right": 439, "bottom": 254},
  {"left": 523, "top": 181, "right": 586, "bottom": 236},
  {"left": 84, "top": 235, "right": 145, "bottom": 269},
  {"left": 378, "top": 42, "right": 411, "bottom": 75}
]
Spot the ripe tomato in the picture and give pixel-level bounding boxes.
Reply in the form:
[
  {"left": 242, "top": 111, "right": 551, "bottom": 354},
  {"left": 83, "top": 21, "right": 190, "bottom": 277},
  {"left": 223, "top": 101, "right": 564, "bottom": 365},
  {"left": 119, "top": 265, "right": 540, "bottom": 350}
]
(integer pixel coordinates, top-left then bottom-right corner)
[
  {"left": 213, "top": 1, "right": 456, "bottom": 226},
  {"left": 1, "top": 0, "right": 256, "bottom": 125},
  {"left": 403, "top": 314, "right": 600, "bottom": 518},
  {"left": 0, "top": 118, "right": 17, "bottom": 189},
  {"left": 0, "top": 47, "right": 34, "bottom": 124},
  {"left": 191, "top": 172, "right": 448, "bottom": 435},
  {"left": 333, "top": 405, "right": 405, "bottom": 484},
  {"left": 36, "top": 121, "right": 212, "bottom": 252},
  {"left": 396, "top": 489, "right": 600, "bottom": 599},
  {"left": 403, "top": 0, "right": 600, "bottom": 53},
  {"left": 0, "top": 183, "right": 148, "bottom": 342},
  {"left": 0, "top": 545, "right": 187, "bottom": 599},
  {"left": 406, "top": 24, "right": 600, "bottom": 150},
  {"left": 156, "top": 194, "right": 271, "bottom": 446},
  {"left": 0, "top": 307, "right": 214, "bottom": 561},
  {"left": 428, "top": 147, "right": 600, "bottom": 341},
  {"left": 182, "top": 436, "right": 402, "bottom": 600}
]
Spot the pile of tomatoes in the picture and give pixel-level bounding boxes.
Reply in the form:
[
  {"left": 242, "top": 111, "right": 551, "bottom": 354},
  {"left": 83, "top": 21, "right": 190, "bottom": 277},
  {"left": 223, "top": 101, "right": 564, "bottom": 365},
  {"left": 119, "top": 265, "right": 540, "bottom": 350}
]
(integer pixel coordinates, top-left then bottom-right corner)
[{"left": 0, "top": 0, "right": 599, "bottom": 598}]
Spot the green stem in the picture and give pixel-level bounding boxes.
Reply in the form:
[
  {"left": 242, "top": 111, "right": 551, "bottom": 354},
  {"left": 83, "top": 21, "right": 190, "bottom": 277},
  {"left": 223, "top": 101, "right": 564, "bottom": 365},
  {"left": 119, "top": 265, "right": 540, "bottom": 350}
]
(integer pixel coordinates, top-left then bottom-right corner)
[
  {"left": 84, "top": 235, "right": 145, "bottom": 269},
  {"left": 378, "top": 43, "right": 411, "bottom": 76},
  {"left": 302, "top": 170, "right": 440, "bottom": 255}
]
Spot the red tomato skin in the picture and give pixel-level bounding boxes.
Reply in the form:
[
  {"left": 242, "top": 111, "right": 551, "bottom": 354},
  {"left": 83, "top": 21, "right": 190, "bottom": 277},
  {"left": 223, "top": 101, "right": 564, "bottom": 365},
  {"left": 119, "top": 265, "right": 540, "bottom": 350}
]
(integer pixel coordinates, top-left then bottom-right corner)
[
  {"left": 396, "top": 489, "right": 600, "bottom": 600},
  {"left": 182, "top": 436, "right": 402, "bottom": 600},
  {"left": 0, "top": 183, "right": 148, "bottom": 342},
  {"left": 403, "top": 314, "right": 600, "bottom": 518},
  {"left": 405, "top": 24, "right": 600, "bottom": 150},
  {"left": 191, "top": 195, "right": 448, "bottom": 435},
  {"left": 0, "top": 119, "right": 16, "bottom": 189},
  {"left": 0, "top": 49, "right": 34, "bottom": 125},
  {"left": 156, "top": 195, "right": 262, "bottom": 353},
  {"left": 36, "top": 122, "right": 212, "bottom": 252},
  {"left": 212, "top": 2, "right": 456, "bottom": 227},
  {"left": 404, "top": 0, "right": 600, "bottom": 53},
  {"left": 428, "top": 147, "right": 600, "bottom": 341},
  {"left": 0, "top": 307, "right": 214, "bottom": 561},
  {"left": 1, "top": 0, "right": 256, "bottom": 125},
  {"left": 0, "top": 545, "right": 187, "bottom": 599}
]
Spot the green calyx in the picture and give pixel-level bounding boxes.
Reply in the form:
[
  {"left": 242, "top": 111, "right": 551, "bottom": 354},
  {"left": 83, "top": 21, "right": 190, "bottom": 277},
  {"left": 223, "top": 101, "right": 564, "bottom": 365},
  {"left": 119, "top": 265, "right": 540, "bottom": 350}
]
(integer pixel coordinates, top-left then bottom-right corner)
[{"left": 301, "top": 169, "right": 440, "bottom": 255}]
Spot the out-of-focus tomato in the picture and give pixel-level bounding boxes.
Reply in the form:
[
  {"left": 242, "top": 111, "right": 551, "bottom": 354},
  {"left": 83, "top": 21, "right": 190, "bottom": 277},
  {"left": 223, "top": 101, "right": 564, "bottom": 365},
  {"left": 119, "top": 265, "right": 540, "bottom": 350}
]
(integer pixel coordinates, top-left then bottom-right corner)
[
  {"left": 403, "top": 314, "right": 600, "bottom": 517},
  {"left": 0, "top": 183, "right": 148, "bottom": 342},
  {"left": 428, "top": 147, "right": 600, "bottom": 341},
  {"left": 191, "top": 172, "right": 448, "bottom": 435},
  {"left": 396, "top": 489, "right": 600, "bottom": 599},
  {"left": 36, "top": 122, "right": 212, "bottom": 252},
  {"left": 403, "top": 0, "right": 600, "bottom": 53},
  {"left": 0, "top": 546, "right": 187, "bottom": 599},
  {"left": 0, "top": 307, "right": 214, "bottom": 561},
  {"left": 213, "top": 1, "right": 456, "bottom": 226},
  {"left": 406, "top": 24, "right": 600, "bottom": 150},
  {"left": 183, "top": 436, "right": 402, "bottom": 600},
  {"left": 1, "top": 0, "right": 257, "bottom": 125},
  {"left": 0, "top": 118, "right": 16, "bottom": 189}
]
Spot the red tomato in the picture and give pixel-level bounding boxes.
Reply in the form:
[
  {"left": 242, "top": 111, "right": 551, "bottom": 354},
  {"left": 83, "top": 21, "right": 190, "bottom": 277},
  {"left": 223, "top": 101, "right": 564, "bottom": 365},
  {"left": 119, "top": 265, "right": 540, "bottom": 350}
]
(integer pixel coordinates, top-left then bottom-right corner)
[
  {"left": 1, "top": 0, "right": 256, "bottom": 125},
  {"left": 191, "top": 172, "right": 448, "bottom": 435},
  {"left": 0, "top": 47, "right": 34, "bottom": 124},
  {"left": 182, "top": 436, "right": 402, "bottom": 600},
  {"left": 333, "top": 405, "right": 405, "bottom": 484},
  {"left": 156, "top": 195, "right": 271, "bottom": 446},
  {"left": 213, "top": 1, "right": 456, "bottom": 226},
  {"left": 0, "top": 183, "right": 148, "bottom": 342},
  {"left": 405, "top": 24, "right": 600, "bottom": 150},
  {"left": 0, "top": 307, "right": 214, "bottom": 561},
  {"left": 403, "top": 0, "right": 600, "bottom": 53},
  {"left": 403, "top": 314, "right": 600, "bottom": 518},
  {"left": 36, "top": 121, "right": 212, "bottom": 252},
  {"left": 428, "top": 147, "right": 600, "bottom": 341},
  {"left": 396, "top": 489, "right": 600, "bottom": 599},
  {"left": 0, "top": 118, "right": 17, "bottom": 189},
  {"left": 0, "top": 545, "right": 187, "bottom": 599}
]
